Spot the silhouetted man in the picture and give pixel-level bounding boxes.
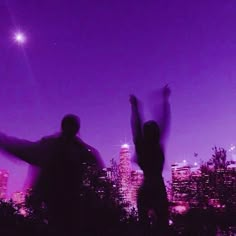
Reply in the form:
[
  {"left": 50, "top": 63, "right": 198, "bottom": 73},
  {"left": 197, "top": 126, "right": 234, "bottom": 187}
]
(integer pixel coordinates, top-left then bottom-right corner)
[{"left": 0, "top": 114, "right": 104, "bottom": 235}]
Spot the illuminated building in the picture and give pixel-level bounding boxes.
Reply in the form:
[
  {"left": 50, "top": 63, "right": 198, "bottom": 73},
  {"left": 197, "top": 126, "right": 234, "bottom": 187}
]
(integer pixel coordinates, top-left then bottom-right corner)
[
  {"left": 227, "top": 164, "right": 236, "bottom": 210},
  {"left": 11, "top": 191, "right": 29, "bottom": 217},
  {"left": 12, "top": 191, "right": 25, "bottom": 204},
  {"left": 118, "top": 144, "right": 132, "bottom": 205},
  {"left": 117, "top": 144, "right": 144, "bottom": 209},
  {"left": 0, "top": 169, "right": 9, "bottom": 199},
  {"left": 171, "top": 161, "right": 191, "bottom": 203},
  {"left": 106, "top": 158, "right": 120, "bottom": 182},
  {"left": 104, "top": 167, "right": 113, "bottom": 180},
  {"left": 228, "top": 144, "right": 236, "bottom": 162},
  {"left": 130, "top": 169, "right": 143, "bottom": 208},
  {"left": 103, "top": 156, "right": 143, "bottom": 209},
  {"left": 171, "top": 161, "right": 202, "bottom": 213}
]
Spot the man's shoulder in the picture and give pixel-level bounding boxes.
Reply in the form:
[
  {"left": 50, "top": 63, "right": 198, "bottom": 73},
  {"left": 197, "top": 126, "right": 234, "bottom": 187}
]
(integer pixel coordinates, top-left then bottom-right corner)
[
  {"left": 76, "top": 138, "right": 104, "bottom": 168},
  {"left": 75, "top": 138, "right": 93, "bottom": 150}
]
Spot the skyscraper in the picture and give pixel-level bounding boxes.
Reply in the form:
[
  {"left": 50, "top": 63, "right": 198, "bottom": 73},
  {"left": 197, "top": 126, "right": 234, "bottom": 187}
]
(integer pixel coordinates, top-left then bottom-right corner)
[
  {"left": 171, "top": 161, "right": 191, "bottom": 203},
  {"left": 119, "top": 144, "right": 132, "bottom": 205},
  {"left": 117, "top": 144, "right": 144, "bottom": 210},
  {"left": 0, "top": 169, "right": 9, "bottom": 199},
  {"left": 228, "top": 144, "right": 236, "bottom": 163},
  {"left": 130, "top": 169, "right": 143, "bottom": 208}
]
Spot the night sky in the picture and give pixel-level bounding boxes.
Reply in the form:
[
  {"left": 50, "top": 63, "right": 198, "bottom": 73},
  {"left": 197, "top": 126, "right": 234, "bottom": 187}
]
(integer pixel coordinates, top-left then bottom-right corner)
[{"left": 1, "top": 0, "right": 236, "bottom": 195}]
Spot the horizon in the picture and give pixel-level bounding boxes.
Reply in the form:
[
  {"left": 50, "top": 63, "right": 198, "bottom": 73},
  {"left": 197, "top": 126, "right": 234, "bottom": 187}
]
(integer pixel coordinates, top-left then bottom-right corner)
[{"left": 0, "top": 141, "right": 235, "bottom": 197}]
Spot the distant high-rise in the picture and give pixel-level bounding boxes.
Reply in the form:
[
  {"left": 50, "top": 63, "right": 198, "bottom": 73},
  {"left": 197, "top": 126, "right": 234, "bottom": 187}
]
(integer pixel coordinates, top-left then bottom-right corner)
[
  {"left": 12, "top": 191, "right": 25, "bottom": 204},
  {"left": 0, "top": 169, "right": 9, "bottom": 199},
  {"left": 119, "top": 144, "right": 132, "bottom": 205},
  {"left": 228, "top": 144, "right": 236, "bottom": 162},
  {"left": 171, "top": 161, "right": 191, "bottom": 202},
  {"left": 171, "top": 158, "right": 236, "bottom": 213},
  {"left": 130, "top": 169, "right": 143, "bottom": 208},
  {"left": 117, "top": 144, "right": 144, "bottom": 210},
  {"left": 171, "top": 161, "right": 202, "bottom": 213}
]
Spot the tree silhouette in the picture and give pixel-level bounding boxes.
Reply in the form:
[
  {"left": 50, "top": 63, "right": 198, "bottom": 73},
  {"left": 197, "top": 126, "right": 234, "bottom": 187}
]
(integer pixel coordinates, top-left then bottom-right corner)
[{"left": 210, "top": 146, "right": 227, "bottom": 170}]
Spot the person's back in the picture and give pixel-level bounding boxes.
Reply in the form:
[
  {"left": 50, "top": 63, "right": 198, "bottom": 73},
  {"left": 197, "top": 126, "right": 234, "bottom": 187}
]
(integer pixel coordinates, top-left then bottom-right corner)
[
  {"left": 138, "top": 140, "right": 164, "bottom": 179},
  {"left": 33, "top": 115, "right": 104, "bottom": 235}
]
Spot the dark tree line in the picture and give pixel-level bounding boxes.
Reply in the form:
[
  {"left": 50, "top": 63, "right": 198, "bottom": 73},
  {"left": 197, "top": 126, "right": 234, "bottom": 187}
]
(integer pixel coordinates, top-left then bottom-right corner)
[{"left": 1, "top": 147, "right": 235, "bottom": 235}]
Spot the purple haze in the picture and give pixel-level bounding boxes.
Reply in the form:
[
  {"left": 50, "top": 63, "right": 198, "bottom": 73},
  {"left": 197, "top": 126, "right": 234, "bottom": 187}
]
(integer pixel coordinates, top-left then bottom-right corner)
[{"left": 1, "top": 0, "right": 236, "bottom": 195}]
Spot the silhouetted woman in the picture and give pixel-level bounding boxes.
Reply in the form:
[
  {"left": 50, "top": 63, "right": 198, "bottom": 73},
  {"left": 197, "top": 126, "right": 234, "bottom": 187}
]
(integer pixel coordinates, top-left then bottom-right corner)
[{"left": 130, "top": 86, "right": 171, "bottom": 235}]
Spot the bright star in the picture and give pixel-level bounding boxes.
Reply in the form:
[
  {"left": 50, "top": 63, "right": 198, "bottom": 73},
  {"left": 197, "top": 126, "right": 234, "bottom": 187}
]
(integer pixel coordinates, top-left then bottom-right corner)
[{"left": 14, "top": 32, "right": 26, "bottom": 44}]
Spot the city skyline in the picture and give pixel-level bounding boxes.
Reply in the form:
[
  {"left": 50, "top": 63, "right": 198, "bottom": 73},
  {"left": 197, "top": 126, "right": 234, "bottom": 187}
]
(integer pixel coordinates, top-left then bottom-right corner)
[
  {"left": 1, "top": 142, "right": 235, "bottom": 198},
  {"left": 1, "top": 141, "right": 236, "bottom": 196},
  {"left": 1, "top": 143, "right": 235, "bottom": 216}
]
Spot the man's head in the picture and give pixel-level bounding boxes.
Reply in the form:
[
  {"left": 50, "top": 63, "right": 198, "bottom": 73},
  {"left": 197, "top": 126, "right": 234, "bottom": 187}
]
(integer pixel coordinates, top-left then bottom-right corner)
[{"left": 61, "top": 114, "right": 80, "bottom": 138}]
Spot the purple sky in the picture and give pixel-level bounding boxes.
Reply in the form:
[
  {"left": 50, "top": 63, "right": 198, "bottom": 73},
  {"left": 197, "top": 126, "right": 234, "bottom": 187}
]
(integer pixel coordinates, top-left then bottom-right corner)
[{"left": 1, "top": 0, "right": 236, "bottom": 195}]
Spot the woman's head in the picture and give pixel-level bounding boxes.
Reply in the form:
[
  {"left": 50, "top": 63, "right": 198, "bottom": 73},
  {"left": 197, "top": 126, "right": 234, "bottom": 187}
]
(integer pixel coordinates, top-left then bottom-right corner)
[{"left": 143, "top": 120, "right": 160, "bottom": 143}]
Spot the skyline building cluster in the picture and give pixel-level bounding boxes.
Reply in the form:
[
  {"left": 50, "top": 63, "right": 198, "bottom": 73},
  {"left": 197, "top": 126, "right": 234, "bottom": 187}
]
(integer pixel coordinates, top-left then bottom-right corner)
[
  {"left": 0, "top": 170, "right": 27, "bottom": 206},
  {"left": 106, "top": 144, "right": 236, "bottom": 212},
  {"left": 171, "top": 157, "right": 236, "bottom": 213},
  {"left": 0, "top": 144, "right": 235, "bottom": 215},
  {"left": 171, "top": 161, "right": 201, "bottom": 213},
  {"left": 171, "top": 161, "right": 200, "bottom": 202}
]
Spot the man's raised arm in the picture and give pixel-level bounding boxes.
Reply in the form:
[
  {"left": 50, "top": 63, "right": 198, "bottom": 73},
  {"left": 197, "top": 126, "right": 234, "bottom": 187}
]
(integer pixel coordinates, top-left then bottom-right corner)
[{"left": 0, "top": 132, "right": 43, "bottom": 166}]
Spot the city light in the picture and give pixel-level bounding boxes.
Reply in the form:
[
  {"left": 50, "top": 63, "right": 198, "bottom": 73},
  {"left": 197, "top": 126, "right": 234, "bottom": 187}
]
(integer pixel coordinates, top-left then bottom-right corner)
[
  {"left": 229, "top": 144, "right": 235, "bottom": 152},
  {"left": 121, "top": 143, "right": 129, "bottom": 149}
]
